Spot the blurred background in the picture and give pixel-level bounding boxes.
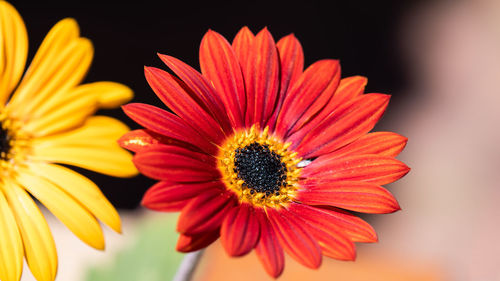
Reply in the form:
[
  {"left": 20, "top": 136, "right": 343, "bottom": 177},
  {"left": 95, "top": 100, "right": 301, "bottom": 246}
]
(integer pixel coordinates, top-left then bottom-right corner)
[{"left": 12, "top": 0, "right": 500, "bottom": 280}]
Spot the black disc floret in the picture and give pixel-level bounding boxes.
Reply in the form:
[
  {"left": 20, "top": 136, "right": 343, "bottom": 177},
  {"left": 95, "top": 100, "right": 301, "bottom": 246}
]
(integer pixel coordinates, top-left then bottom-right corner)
[
  {"left": 233, "top": 142, "right": 287, "bottom": 197},
  {"left": 0, "top": 126, "right": 10, "bottom": 160}
]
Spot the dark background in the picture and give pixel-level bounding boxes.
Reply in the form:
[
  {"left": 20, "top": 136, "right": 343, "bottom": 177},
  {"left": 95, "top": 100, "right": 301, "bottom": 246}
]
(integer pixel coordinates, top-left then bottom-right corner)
[{"left": 13, "top": 0, "right": 419, "bottom": 209}]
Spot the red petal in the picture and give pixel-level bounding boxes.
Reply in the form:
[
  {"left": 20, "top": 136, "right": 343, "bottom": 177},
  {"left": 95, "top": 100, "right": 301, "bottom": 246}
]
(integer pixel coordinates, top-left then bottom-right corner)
[
  {"left": 200, "top": 29, "right": 246, "bottom": 128},
  {"left": 220, "top": 203, "right": 260, "bottom": 257},
  {"left": 122, "top": 103, "right": 217, "bottom": 155},
  {"left": 133, "top": 145, "right": 220, "bottom": 182},
  {"left": 144, "top": 199, "right": 188, "bottom": 212},
  {"left": 144, "top": 66, "right": 225, "bottom": 144},
  {"left": 302, "top": 154, "right": 410, "bottom": 186},
  {"left": 119, "top": 129, "right": 205, "bottom": 154},
  {"left": 329, "top": 76, "right": 367, "bottom": 106},
  {"left": 157, "top": 54, "right": 232, "bottom": 134},
  {"left": 141, "top": 181, "right": 224, "bottom": 211},
  {"left": 254, "top": 208, "right": 284, "bottom": 278},
  {"left": 285, "top": 75, "right": 366, "bottom": 139},
  {"left": 176, "top": 229, "right": 220, "bottom": 253},
  {"left": 331, "top": 132, "right": 408, "bottom": 158},
  {"left": 298, "top": 180, "right": 400, "bottom": 214},
  {"left": 267, "top": 208, "right": 322, "bottom": 269},
  {"left": 286, "top": 203, "right": 356, "bottom": 260},
  {"left": 118, "top": 129, "right": 159, "bottom": 152},
  {"left": 267, "top": 34, "right": 304, "bottom": 130},
  {"left": 243, "top": 28, "right": 280, "bottom": 127},
  {"left": 275, "top": 60, "right": 340, "bottom": 138},
  {"left": 285, "top": 63, "right": 341, "bottom": 137},
  {"left": 232, "top": 26, "right": 255, "bottom": 75},
  {"left": 177, "top": 190, "right": 236, "bottom": 235},
  {"left": 291, "top": 94, "right": 390, "bottom": 158},
  {"left": 320, "top": 206, "right": 377, "bottom": 243}
]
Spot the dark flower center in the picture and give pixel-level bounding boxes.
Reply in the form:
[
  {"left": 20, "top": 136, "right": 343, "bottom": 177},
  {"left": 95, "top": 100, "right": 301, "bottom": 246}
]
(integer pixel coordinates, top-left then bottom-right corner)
[
  {"left": 0, "top": 126, "right": 10, "bottom": 160},
  {"left": 233, "top": 142, "right": 287, "bottom": 197}
]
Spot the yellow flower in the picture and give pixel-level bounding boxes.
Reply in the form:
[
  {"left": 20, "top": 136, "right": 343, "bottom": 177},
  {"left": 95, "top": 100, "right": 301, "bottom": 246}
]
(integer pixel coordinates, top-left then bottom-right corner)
[{"left": 0, "top": 2, "right": 137, "bottom": 281}]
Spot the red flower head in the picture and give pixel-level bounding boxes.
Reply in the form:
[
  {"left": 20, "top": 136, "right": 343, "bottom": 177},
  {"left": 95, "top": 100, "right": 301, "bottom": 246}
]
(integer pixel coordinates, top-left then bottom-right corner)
[{"left": 119, "top": 27, "right": 409, "bottom": 278}]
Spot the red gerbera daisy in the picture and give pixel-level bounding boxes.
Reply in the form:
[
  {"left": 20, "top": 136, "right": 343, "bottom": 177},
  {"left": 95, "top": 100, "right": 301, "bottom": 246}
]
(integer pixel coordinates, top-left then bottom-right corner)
[{"left": 119, "top": 27, "right": 409, "bottom": 278}]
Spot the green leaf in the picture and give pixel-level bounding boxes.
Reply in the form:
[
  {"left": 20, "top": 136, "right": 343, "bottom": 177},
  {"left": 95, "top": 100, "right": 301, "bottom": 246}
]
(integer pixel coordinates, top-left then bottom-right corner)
[{"left": 85, "top": 214, "right": 184, "bottom": 281}]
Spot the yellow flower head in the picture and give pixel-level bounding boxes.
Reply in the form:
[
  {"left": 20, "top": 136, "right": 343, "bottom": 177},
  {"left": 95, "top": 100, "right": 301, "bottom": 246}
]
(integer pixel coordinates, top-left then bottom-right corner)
[{"left": 0, "top": 1, "right": 137, "bottom": 281}]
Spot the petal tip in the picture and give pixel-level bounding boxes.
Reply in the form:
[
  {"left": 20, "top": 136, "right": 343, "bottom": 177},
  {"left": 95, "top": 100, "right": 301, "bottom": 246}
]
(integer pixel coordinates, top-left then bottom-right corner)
[
  {"left": 402, "top": 164, "right": 411, "bottom": 175},
  {"left": 94, "top": 241, "right": 106, "bottom": 251},
  {"left": 140, "top": 193, "right": 154, "bottom": 209},
  {"left": 356, "top": 75, "right": 368, "bottom": 85},
  {"left": 59, "top": 17, "right": 79, "bottom": 29},
  {"left": 391, "top": 200, "right": 402, "bottom": 213},
  {"left": 144, "top": 65, "right": 153, "bottom": 75},
  {"left": 392, "top": 195, "right": 403, "bottom": 210},
  {"left": 114, "top": 226, "right": 123, "bottom": 234},
  {"left": 379, "top": 93, "right": 392, "bottom": 101},
  {"left": 239, "top": 26, "right": 251, "bottom": 32},
  {"left": 76, "top": 37, "right": 94, "bottom": 51},
  {"left": 157, "top": 53, "right": 169, "bottom": 60},
  {"left": 121, "top": 103, "right": 132, "bottom": 113},
  {"left": 116, "top": 134, "right": 130, "bottom": 149}
]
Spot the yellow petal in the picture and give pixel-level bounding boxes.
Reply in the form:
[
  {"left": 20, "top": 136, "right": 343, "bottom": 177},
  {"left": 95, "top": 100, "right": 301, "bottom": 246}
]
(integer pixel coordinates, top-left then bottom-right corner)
[
  {"left": 7, "top": 17, "right": 80, "bottom": 113},
  {"left": 87, "top": 81, "right": 133, "bottom": 109},
  {"left": 21, "top": 84, "right": 130, "bottom": 137},
  {"left": 0, "top": 186, "right": 23, "bottom": 281},
  {"left": 27, "top": 162, "right": 121, "bottom": 233},
  {"left": 33, "top": 116, "right": 130, "bottom": 149},
  {"left": 22, "top": 88, "right": 97, "bottom": 137},
  {"left": 0, "top": 1, "right": 28, "bottom": 104},
  {"left": 32, "top": 82, "right": 132, "bottom": 118},
  {"left": 2, "top": 181, "right": 57, "bottom": 281},
  {"left": 8, "top": 37, "right": 93, "bottom": 120},
  {"left": 17, "top": 171, "right": 105, "bottom": 250},
  {"left": 22, "top": 18, "right": 79, "bottom": 83},
  {"left": 31, "top": 143, "right": 137, "bottom": 178}
]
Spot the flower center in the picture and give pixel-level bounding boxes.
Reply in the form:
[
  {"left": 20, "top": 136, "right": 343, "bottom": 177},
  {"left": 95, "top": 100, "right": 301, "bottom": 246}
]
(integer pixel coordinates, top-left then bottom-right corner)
[
  {"left": 218, "top": 126, "right": 301, "bottom": 208},
  {"left": 0, "top": 113, "right": 30, "bottom": 173},
  {"left": 0, "top": 125, "right": 11, "bottom": 160},
  {"left": 234, "top": 143, "right": 287, "bottom": 196}
]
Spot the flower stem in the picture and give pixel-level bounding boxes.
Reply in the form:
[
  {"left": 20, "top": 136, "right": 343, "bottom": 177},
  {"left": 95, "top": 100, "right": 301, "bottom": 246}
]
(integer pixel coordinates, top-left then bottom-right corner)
[{"left": 172, "top": 250, "right": 205, "bottom": 281}]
